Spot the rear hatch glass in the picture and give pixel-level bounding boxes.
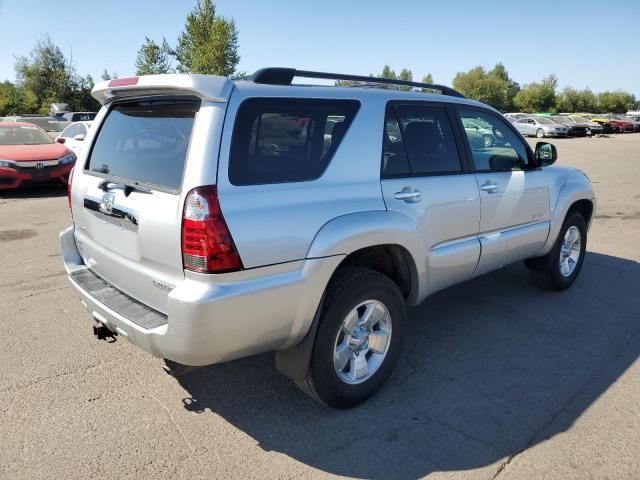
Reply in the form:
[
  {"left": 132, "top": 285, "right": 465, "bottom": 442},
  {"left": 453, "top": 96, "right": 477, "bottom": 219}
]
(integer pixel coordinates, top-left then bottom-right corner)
[{"left": 87, "top": 99, "right": 199, "bottom": 190}]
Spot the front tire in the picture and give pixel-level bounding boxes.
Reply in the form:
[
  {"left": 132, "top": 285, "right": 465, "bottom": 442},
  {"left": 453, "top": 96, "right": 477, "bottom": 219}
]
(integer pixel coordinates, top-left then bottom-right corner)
[
  {"left": 296, "top": 267, "right": 406, "bottom": 408},
  {"left": 526, "top": 211, "right": 587, "bottom": 290},
  {"left": 536, "top": 128, "right": 545, "bottom": 138}
]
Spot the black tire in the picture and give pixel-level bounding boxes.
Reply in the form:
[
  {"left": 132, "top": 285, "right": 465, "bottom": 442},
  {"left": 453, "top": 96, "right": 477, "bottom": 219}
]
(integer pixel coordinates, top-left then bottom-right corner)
[
  {"left": 296, "top": 267, "right": 406, "bottom": 408},
  {"left": 525, "top": 211, "right": 587, "bottom": 290},
  {"left": 536, "top": 128, "right": 545, "bottom": 138}
]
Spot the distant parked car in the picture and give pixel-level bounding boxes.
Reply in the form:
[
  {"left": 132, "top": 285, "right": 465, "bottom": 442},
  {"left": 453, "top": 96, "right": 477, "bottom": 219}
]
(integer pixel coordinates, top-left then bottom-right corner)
[
  {"left": 0, "top": 121, "right": 75, "bottom": 190},
  {"left": 566, "top": 116, "right": 604, "bottom": 135},
  {"left": 550, "top": 116, "right": 590, "bottom": 137},
  {"left": 610, "top": 115, "right": 640, "bottom": 132},
  {"left": 3, "top": 115, "right": 63, "bottom": 139},
  {"left": 504, "top": 113, "right": 526, "bottom": 122},
  {"left": 61, "top": 112, "right": 97, "bottom": 122},
  {"left": 588, "top": 115, "right": 617, "bottom": 134},
  {"left": 461, "top": 116, "right": 495, "bottom": 147},
  {"left": 55, "top": 121, "right": 93, "bottom": 155},
  {"left": 603, "top": 115, "right": 636, "bottom": 133},
  {"left": 513, "top": 116, "right": 569, "bottom": 138}
]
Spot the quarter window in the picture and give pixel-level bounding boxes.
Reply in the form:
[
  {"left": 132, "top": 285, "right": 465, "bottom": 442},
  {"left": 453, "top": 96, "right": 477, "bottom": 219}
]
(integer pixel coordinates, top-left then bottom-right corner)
[
  {"left": 382, "top": 104, "right": 462, "bottom": 176},
  {"left": 458, "top": 109, "right": 530, "bottom": 171},
  {"left": 229, "top": 98, "right": 360, "bottom": 185}
]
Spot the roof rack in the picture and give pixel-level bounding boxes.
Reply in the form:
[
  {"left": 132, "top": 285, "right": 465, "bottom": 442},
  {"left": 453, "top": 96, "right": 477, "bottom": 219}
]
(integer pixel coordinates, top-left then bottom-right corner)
[{"left": 248, "top": 68, "right": 465, "bottom": 98}]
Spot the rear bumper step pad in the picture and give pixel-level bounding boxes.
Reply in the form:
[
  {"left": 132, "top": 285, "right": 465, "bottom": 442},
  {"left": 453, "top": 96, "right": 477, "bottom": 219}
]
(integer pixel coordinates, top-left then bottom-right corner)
[{"left": 71, "top": 269, "right": 168, "bottom": 330}]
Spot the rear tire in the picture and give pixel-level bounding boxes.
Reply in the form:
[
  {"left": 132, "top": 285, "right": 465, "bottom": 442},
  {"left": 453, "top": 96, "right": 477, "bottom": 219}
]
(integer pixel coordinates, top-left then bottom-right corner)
[
  {"left": 526, "top": 211, "right": 587, "bottom": 290},
  {"left": 296, "top": 267, "right": 406, "bottom": 408}
]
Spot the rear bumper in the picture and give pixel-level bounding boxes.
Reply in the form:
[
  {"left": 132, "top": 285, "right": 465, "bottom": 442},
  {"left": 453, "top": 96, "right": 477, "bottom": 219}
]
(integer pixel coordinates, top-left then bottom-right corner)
[
  {"left": 60, "top": 225, "right": 343, "bottom": 366},
  {"left": 0, "top": 163, "right": 72, "bottom": 190}
]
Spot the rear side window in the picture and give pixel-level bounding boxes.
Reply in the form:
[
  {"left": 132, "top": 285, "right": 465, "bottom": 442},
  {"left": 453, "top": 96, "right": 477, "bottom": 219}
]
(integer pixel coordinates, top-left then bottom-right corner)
[
  {"left": 87, "top": 99, "right": 199, "bottom": 190},
  {"left": 229, "top": 98, "right": 360, "bottom": 185},
  {"left": 383, "top": 104, "right": 462, "bottom": 176}
]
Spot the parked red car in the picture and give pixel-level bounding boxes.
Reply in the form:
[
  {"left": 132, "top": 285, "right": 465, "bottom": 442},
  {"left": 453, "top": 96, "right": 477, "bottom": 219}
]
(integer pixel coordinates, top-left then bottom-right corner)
[
  {"left": 607, "top": 116, "right": 635, "bottom": 133},
  {"left": 0, "top": 122, "right": 76, "bottom": 190}
]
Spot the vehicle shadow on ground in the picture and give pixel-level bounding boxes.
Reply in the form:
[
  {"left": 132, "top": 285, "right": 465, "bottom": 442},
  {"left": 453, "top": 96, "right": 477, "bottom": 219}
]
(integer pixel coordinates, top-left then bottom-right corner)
[
  {"left": 176, "top": 252, "right": 639, "bottom": 479},
  {"left": 0, "top": 185, "right": 67, "bottom": 200}
]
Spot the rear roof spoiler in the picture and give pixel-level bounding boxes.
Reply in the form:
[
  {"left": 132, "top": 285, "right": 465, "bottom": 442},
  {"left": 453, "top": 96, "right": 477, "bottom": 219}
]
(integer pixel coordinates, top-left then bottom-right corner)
[{"left": 91, "top": 74, "right": 235, "bottom": 104}]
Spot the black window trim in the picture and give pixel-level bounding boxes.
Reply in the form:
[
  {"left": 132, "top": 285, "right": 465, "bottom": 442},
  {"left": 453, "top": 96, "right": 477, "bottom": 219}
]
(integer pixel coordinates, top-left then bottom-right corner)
[
  {"left": 83, "top": 94, "right": 201, "bottom": 195},
  {"left": 452, "top": 105, "right": 539, "bottom": 174},
  {"left": 228, "top": 96, "right": 361, "bottom": 187},
  {"left": 380, "top": 100, "right": 473, "bottom": 180}
]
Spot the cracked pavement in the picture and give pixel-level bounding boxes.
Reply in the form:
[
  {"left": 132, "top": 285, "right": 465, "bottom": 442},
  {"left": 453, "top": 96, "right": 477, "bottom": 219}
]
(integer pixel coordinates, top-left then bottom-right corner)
[{"left": 1, "top": 135, "right": 639, "bottom": 479}]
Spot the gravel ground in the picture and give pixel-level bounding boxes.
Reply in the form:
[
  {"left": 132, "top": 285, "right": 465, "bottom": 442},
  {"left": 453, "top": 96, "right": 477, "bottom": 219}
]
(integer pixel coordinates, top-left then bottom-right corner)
[{"left": 1, "top": 133, "right": 639, "bottom": 480}]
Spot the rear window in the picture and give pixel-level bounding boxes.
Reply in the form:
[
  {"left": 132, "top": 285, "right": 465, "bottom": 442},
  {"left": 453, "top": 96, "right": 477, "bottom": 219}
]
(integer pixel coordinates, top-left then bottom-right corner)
[
  {"left": 229, "top": 98, "right": 360, "bottom": 185},
  {"left": 87, "top": 99, "right": 199, "bottom": 190}
]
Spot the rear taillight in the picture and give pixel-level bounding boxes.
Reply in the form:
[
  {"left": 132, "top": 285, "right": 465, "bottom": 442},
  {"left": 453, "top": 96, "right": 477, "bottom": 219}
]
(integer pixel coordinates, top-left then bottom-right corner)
[
  {"left": 182, "top": 186, "right": 243, "bottom": 273},
  {"left": 67, "top": 167, "right": 74, "bottom": 210}
]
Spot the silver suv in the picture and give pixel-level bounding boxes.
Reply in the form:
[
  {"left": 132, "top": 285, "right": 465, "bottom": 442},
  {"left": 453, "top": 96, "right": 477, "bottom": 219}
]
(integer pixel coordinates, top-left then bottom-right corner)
[{"left": 61, "top": 69, "right": 596, "bottom": 408}]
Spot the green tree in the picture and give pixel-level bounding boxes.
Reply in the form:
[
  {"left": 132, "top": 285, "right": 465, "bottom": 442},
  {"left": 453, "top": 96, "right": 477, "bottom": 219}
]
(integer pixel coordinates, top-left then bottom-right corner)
[
  {"left": 398, "top": 68, "right": 412, "bottom": 91},
  {"left": 556, "top": 87, "right": 597, "bottom": 113},
  {"left": 513, "top": 74, "right": 558, "bottom": 113},
  {"left": 0, "top": 81, "right": 21, "bottom": 116},
  {"left": 488, "top": 63, "right": 520, "bottom": 111},
  {"left": 15, "top": 34, "right": 74, "bottom": 113},
  {"left": 13, "top": 35, "right": 98, "bottom": 113},
  {"left": 452, "top": 66, "right": 505, "bottom": 110},
  {"left": 173, "top": 0, "right": 240, "bottom": 76},
  {"left": 135, "top": 37, "right": 173, "bottom": 75},
  {"left": 596, "top": 91, "right": 635, "bottom": 113},
  {"left": 101, "top": 69, "right": 118, "bottom": 81},
  {"left": 423, "top": 73, "right": 434, "bottom": 84},
  {"left": 379, "top": 65, "right": 397, "bottom": 79}
]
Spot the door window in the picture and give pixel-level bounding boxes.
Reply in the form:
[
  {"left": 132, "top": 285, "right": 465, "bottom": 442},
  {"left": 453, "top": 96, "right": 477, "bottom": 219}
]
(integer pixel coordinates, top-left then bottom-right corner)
[
  {"left": 458, "top": 109, "right": 530, "bottom": 171},
  {"left": 382, "top": 104, "right": 462, "bottom": 176},
  {"left": 229, "top": 98, "right": 360, "bottom": 185},
  {"left": 62, "top": 123, "right": 80, "bottom": 138}
]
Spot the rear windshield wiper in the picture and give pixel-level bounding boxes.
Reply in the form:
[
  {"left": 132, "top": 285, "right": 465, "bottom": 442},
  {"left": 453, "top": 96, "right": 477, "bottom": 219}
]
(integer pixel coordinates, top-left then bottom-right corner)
[{"left": 98, "top": 179, "right": 152, "bottom": 196}]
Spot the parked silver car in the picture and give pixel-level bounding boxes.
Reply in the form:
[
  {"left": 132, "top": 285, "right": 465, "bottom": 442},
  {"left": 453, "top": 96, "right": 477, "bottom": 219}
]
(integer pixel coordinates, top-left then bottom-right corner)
[
  {"left": 61, "top": 69, "right": 595, "bottom": 408},
  {"left": 514, "top": 116, "right": 570, "bottom": 138}
]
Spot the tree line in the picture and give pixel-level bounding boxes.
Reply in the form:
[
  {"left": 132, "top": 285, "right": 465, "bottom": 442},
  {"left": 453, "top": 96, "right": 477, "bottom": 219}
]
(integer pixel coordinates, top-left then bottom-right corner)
[
  {"left": 376, "top": 64, "right": 637, "bottom": 114},
  {"left": 1, "top": 0, "right": 637, "bottom": 117},
  {"left": 0, "top": 0, "right": 240, "bottom": 116}
]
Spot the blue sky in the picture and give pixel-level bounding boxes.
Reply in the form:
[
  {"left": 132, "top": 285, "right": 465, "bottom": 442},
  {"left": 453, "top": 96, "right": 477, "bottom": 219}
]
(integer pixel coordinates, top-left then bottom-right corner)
[{"left": 1, "top": 0, "right": 638, "bottom": 95}]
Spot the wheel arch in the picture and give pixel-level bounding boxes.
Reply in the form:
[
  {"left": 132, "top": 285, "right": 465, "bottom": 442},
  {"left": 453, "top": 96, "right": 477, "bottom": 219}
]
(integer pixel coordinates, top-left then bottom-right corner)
[{"left": 276, "top": 210, "right": 425, "bottom": 382}]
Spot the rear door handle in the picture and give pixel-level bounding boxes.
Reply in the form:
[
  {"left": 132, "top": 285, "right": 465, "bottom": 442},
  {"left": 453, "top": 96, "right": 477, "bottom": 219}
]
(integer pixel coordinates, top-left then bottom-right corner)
[
  {"left": 394, "top": 187, "right": 422, "bottom": 203},
  {"left": 480, "top": 182, "right": 499, "bottom": 193}
]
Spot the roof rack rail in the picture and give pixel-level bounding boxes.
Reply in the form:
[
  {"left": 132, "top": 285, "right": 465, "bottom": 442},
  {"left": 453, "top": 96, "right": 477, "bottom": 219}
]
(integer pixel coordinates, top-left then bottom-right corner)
[{"left": 248, "top": 68, "right": 465, "bottom": 98}]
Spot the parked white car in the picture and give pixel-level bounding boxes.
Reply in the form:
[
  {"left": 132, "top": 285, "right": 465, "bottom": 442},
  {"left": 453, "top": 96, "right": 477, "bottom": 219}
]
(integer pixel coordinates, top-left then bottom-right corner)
[{"left": 56, "top": 121, "right": 92, "bottom": 156}]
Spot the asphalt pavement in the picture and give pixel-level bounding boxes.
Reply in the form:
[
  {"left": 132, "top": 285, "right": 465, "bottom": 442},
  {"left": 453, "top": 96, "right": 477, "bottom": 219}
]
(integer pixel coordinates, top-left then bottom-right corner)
[{"left": 1, "top": 134, "right": 638, "bottom": 479}]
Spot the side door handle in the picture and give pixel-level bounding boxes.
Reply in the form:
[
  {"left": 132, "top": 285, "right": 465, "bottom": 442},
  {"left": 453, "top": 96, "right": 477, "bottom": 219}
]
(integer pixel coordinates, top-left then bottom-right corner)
[
  {"left": 480, "top": 181, "right": 499, "bottom": 193},
  {"left": 394, "top": 187, "right": 422, "bottom": 203}
]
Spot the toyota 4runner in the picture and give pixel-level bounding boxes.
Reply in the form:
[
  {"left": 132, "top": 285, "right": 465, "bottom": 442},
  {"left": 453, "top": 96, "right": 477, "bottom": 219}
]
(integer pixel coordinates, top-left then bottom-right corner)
[{"left": 60, "top": 69, "right": 596, "bottom": 408}]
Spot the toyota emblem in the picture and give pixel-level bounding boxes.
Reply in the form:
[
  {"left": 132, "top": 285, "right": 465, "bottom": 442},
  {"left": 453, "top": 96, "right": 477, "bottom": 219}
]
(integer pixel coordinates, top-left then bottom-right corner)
[
  {"left": 100, "top": 192, "right": 115, "bottom": 215},
  {"left": 35, "top": 162, "right": 44, "bottom": 169}
]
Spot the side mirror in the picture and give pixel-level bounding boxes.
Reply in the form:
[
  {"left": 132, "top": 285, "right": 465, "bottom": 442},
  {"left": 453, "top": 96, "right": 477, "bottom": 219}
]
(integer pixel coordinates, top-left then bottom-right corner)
[
  {"left": 73, "top": 134, "right": 85, "bottom": 141},
  {"left": 535, "top": 142, "right": 557, "bottom": 166},
  {"left": 56, "top": 137, "right": 66, "bottom": 144}
]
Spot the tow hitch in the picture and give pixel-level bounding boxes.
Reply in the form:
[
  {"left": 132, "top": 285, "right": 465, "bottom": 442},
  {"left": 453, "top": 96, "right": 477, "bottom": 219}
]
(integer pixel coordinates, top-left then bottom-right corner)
[{"left": 93, "top": 322, "right": 117, "bottom": 342}]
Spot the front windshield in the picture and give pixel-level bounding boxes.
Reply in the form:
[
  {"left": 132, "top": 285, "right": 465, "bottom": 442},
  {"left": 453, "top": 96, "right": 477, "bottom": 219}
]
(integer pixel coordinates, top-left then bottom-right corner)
[
  {"left": 536, "top": 117, "right": 555, "bottom": 124},
  {"left": 0, "top": 125, "right": 53, "bottom": 145}
]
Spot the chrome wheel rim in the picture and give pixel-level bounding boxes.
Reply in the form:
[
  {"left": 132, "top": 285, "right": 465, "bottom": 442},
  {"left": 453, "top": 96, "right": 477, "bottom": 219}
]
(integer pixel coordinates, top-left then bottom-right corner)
[
  {"left": 559, "top": 226, "right": 581, "bottom": 277},
  {"left": 537, "top": 129, "right": 544, "bottom": 138},
  {"left": 333, "top": 300, "right": 392, "bottom": 385},
  {"left": 483, "top": 135, "right": 493, "bottom": 147}
]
